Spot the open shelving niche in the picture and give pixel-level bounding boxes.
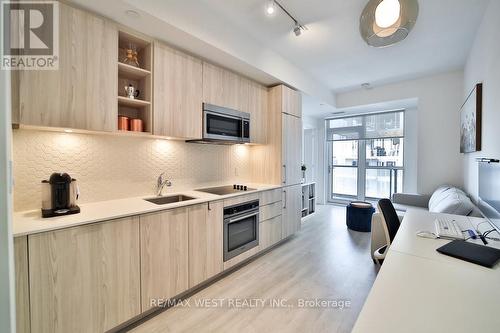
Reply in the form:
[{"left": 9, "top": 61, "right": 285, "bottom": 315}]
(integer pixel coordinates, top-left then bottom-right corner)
[
  {"left": 117, "top": 30, "right": 153, "bottom": 134},
  {"left": 301, "top": 182, "right": 316, "bottom": 220}
]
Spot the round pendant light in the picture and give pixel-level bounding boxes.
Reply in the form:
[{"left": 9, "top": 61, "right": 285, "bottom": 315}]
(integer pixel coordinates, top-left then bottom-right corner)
[{"left": 360, "top": 0, "right": 419, "bottom": 47}]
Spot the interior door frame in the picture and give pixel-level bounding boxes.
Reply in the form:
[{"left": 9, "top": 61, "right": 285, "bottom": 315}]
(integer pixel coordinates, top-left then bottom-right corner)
[{"left": 0, "top": 63, "right": 15, "bottom": 333}]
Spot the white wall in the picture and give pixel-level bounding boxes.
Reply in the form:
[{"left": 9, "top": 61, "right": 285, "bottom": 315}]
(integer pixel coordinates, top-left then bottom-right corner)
[
  {"left": 336, "top": 70, "right": 465, "bottom": 194},
  {"left": 463, "top": 0, "right": 500, "bottom": 201}
]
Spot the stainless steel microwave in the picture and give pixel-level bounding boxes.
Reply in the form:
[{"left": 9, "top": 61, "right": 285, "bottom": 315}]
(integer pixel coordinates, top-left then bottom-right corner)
[{"left": 202, "top": 103, "right": 250, "bottom": 143}]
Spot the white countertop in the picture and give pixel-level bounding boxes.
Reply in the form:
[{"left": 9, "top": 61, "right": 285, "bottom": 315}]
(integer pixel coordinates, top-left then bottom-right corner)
[
  {"left": 13, "top": 183, "right": 281, "bottom": 237},
  {"left": 352, "top": 209, "right": 500, "bottom": 333}
]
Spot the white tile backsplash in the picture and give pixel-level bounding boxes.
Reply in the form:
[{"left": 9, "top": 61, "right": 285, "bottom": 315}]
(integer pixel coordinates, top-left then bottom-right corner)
[{"left": 13, "top": 130, "right": 252, "bottom": 211}]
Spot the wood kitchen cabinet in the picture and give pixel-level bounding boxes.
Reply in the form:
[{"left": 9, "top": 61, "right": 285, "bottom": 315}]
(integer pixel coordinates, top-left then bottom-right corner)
[
  {"left": 154, "top": 42, "right": 203, "bottom": 139},
  {"left": 260, "top": 216, "right": 283, "bottom": 250},
  {"left": 281, "top": 85, "right": 302, "bottom": 118},
  {"left": 251, "top": 85, "right": 302, "bottom": 185},
  {"left": 282, "top": 184, "right": 302, "bottom": 239},
  {"left": 13, "top": 3, "right": 118, "bottom": 131},
  {"left": 282, "top": 113, "right": 303, "bottom": 186},
  {"left": 239, "top": 77, "right": 268, "bottom": 144},
  {"left": 14, "top": 237, "right": 30, "bottom": 333},
  {"left": 140, "top": 207, "right": 189, "bottom": 311},
  {"left": 188, "top": 201, "right": 223, "bottom": 287},
  {"left": 202, "top": 62, "right": 240, "bottom": 110},
  {"left": 28, "top": 217, "right": 141, "bottom": 333}
]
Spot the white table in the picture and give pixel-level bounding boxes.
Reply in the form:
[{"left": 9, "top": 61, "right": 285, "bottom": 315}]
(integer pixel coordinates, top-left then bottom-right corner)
[{"left": 352, "top": 209, "right": 500, "bottom": 333}]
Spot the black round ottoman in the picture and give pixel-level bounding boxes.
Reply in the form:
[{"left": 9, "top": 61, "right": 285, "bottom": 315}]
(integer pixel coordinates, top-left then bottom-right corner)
[{"left": 346, "top": 201, "right": 375, "bottom": 232}]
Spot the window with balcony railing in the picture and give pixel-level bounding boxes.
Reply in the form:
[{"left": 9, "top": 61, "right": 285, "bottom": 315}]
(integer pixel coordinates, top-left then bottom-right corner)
[{"left": 326, "top": 111, "right": 404, "bottom": 201}]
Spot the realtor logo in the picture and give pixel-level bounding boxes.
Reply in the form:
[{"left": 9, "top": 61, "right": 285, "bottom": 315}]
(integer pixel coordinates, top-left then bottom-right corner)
[{"left": 1, "top": 1, "right": 59, "bottom": 70}]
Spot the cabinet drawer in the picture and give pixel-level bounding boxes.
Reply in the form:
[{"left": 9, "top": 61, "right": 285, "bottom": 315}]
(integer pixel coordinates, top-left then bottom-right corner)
[
  {"left": 259, "top": 188, "right": 282, "bottom": 206},
  {"left": 223, "top": 193, "right": 260, "bottom": 207},
  {"left": 259, "top": 201, "right": 282, "bottom": 222},
  {"left": 259, "top": 216, "right": 282, "bottom": 250}
]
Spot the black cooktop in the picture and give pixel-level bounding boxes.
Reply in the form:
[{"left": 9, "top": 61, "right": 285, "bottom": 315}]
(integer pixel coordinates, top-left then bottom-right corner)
[{"left": 195, "top": 185, "right": 256, "bottom": 196}]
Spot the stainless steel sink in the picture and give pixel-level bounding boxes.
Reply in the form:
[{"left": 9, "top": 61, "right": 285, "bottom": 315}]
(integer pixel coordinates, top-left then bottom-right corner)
[{"left": 144, "top": 195, "right": 195, "bottom": 205}]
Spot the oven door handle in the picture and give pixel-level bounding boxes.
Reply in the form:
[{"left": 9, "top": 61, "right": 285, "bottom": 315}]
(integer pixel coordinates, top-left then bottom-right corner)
[{"left": 227, "top": 211, "right": 259, "bottom": 224}]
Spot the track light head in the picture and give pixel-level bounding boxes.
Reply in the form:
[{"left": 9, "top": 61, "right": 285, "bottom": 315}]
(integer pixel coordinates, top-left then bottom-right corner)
[
  {"left": 265, "top": 0, "right": 276, "bottom": 16},
  {"left": 293, "top": 24, "right": 302, "bottom": 36}
]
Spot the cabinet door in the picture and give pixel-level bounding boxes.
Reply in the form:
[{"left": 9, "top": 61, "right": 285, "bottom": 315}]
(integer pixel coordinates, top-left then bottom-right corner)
[
  {"left": 14, "top": 237, "right": 30, "bottom": 333},
  {"left": 260, "top": 215, "right": 282, "bottom": 250},
  {"left": 282, "top": 85, "right": 302, "bottom": 118},
  {"left": 202, "top": 62, "right": 240, "bottom": 109},
  {"left": 154, "top": 42, "right": 203, "bottom": 138},
  {"left": 17, "top": 3, "right": 117, "bottom": 131},
  {"left": 248, "top": 80, "right": 268, "bottom": 144},
  {"left": 282, "top": 185, "right": 302, "bottom": 239},
  {"left": 188, "top": 202, "right": 223, "bottom": 287},
  {"left": 282, "top": 113, "right": 303, "bottom": 186},
  {"left": 28, "top": 217, "right": 141, "bottom": 333},
  {"left": 140, "top": 208, "right": 189, "bottom": 311}
]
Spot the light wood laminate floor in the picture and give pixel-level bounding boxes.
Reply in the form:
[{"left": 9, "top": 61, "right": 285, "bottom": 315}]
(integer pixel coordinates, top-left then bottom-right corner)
[{"left": 129, "top": 205, "right": 379, "bottom": 333}]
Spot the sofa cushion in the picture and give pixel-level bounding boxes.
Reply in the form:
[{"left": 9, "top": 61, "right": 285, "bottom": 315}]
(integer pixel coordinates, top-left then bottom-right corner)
[
  {"left": 428, "top": 186, "right": 475, "bottom": 216},
  {"left": 392, "top": 203, "right": 428, "bottom": 213}
]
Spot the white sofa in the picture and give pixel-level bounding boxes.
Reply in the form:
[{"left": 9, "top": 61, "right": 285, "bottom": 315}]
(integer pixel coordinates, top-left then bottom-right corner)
[{"left": 370, "top": 185, "right": 481, "bottom": 262}]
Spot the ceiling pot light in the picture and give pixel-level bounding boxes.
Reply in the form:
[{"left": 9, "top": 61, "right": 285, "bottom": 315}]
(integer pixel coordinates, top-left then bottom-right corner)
[
  {"left": 360, "top": 0, "right": 419, "bottom": 47},
  {"left": 361, "top": 83, "right": 373, "bottom": 90},
  {"left": 125, "top": 9, "right": 140, "bottom": 19}
]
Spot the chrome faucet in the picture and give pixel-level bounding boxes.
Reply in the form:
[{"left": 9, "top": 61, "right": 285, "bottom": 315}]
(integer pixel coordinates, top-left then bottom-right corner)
[{"left": 156, "top": 172, "right": 172, "bottom": 196}]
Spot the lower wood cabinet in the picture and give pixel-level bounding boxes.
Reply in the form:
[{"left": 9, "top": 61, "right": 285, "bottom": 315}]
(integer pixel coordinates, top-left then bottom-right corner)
[
  {"left": 15, "top": 191, "right": 295, "bottom": 332},
  {"left": 260, "top": 215, "right": 283, "bottom": 250},
  {"left": 282, "top": 184, "right": 302, "bottom": 239},
  {"left": 14, "top": 237, "right": 30, "bottom": 333},
  {"left": 140, "top": 207, "right": 189, "bottom": 311},
  {"left": 188, "top": 202, "right": 223, "bottom": 288},
  {"left": 28, "top": 217, "right": 141, "bottom": 333}
]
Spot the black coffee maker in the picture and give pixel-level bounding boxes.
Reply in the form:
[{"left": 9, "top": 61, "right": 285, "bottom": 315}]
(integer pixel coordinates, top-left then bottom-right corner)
[{"left": 41, "top": 172, "right": 80, "bottom": 218}]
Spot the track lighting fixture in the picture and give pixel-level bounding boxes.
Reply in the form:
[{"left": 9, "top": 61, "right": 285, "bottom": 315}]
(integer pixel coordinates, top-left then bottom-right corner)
[
  {"left": 265, "top": 0, "right": 276, "bottom": 16},
  {"left": 265, "top": 0, "right": 307, "bottom": 37}
]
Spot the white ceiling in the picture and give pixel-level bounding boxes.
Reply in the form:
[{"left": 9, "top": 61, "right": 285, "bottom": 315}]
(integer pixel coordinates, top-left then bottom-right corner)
[
  {"left": 200, "top": 0, "right": 489, "bottom": 92},
  {"left": 70, "top": 0, "right": 489, "bottom": 117}
]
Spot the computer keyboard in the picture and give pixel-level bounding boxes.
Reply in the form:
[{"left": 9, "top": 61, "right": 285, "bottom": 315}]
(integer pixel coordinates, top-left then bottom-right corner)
[{"left": 435, "top": 218, "right": 465, "bottom": 240}]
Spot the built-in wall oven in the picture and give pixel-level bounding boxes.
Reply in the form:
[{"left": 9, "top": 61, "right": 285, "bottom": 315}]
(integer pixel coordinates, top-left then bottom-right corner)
[
  {"left": 223, "top": 200, "right": 259, "bottom": 261},
  {"left": 202, "top": 103, "right": 250, "bottom": 143}
]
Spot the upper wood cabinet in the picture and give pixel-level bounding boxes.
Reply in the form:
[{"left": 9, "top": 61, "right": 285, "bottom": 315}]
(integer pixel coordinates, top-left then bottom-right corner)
[
  {"left": 239, "top": 77, "right": 268, "bottom": 144},
  {"left": 154, "top": 42, "right": 203, "bottom": 139},
  {"left": 282, "top": 85, "right": 302, "bottom": 118},
  {"left": 188, "top": 202, "right": 223, "bottom": 288},
  {"left": 202, "top": 62, "right": 240, "bottom": 110},
  {"left": 28, "top": 217, "right": 141, "bottom": 333},
  {"left": 14, "top": 3, "right": 118, "bottom": 131},
  {"left": 282, "top": 113, "right": 303, "bottom": 186},
  {"left": 140, "top": 207, "right": 189, "bottom": 311}
]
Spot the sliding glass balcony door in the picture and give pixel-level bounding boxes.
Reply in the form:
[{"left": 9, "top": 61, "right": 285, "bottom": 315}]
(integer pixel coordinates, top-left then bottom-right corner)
[{"left": 327, "top": 111, "right": 405, "bottom": 202}]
